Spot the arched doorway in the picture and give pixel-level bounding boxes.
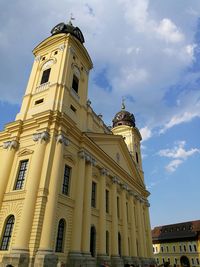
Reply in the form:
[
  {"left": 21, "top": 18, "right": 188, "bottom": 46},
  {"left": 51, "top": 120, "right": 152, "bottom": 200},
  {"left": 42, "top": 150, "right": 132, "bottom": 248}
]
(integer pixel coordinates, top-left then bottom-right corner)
[
  {"left": 90, "top": 226, "right": 96, "bottom": 257},
  {"left": 180, "top": 256, "right": 190, "bottom": 267}
]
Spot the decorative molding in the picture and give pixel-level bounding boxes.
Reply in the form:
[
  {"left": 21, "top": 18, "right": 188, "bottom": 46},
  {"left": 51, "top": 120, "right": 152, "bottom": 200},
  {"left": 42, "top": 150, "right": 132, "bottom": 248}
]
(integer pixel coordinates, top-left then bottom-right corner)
[
  {"left": 17, "top": 148, "right": 34, "bottom": 157},
  {"left": 56, "top": 134, "right": 69, "bottom": 146},
  {"left": 69, "top": 46, "right": 76, "bottom": 55},
  {"left": 64, "top": 153, "right": 76, "bottom": 165},
  {"left": 3, "top": 140, "right": 19, "bottom": 150},
  {"left": 58, "top": 44, "right": 65, "bottom": 51},
  {"left": 32, "top": 131, "right": 50, "bottom": 142},
  {"left": 35, "top": 55, "right": 41, "bottom": 62}
]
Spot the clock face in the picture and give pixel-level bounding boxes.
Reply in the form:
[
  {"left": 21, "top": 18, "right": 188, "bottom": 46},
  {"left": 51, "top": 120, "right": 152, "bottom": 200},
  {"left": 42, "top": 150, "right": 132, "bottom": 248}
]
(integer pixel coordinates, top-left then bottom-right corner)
[{"left": 51, "top": 23, "right": 65, "bottom": 35}]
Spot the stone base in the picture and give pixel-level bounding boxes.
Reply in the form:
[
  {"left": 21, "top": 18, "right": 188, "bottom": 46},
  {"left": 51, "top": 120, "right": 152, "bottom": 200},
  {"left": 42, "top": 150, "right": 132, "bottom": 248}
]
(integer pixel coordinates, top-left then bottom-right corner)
[
  {"left": 67, "top": 251, "right": 96, "bottom": 267},
  {"left": 111, "top": 255, "right": 124, "bottom": 267},
  {"left": 0, "top": 250, "right": 29, "bottom": 267},
  {"left": 34, "top": 250, "right": 58, "bottom": 267},
  {"left": 96, "top": 254, "right": 111, "bottom": 267}
]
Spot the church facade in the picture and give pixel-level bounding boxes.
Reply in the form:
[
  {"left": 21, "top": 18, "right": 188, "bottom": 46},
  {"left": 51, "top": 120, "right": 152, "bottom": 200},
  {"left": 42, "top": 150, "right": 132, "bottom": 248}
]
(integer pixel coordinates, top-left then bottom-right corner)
[{"left": 0, "top": 21, "right": 154, "bottom": 267}]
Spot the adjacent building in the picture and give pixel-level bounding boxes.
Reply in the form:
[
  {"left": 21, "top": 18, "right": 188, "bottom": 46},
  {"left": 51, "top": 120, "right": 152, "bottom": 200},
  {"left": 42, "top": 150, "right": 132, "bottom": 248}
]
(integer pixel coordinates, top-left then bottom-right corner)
[
  {"left": 0, "top": 20, "right": 154, "bottom": 267},
  {"left": 152, "top": 220, "right": 200, "bottom": 267}
]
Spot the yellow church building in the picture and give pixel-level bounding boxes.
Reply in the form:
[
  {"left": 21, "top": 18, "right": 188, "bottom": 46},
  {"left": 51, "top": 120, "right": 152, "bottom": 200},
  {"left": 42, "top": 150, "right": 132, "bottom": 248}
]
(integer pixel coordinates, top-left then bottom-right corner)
[{"left": 0, "top": 20, "right": 154, "bottom": 267}]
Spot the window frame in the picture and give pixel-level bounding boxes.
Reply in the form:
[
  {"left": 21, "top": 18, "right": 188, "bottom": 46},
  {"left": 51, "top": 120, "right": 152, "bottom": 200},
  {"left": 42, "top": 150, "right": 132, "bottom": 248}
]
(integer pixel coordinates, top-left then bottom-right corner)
[
  {"left": 91, "top": 182, "right": 97, "bottom": 208},
  {"left": 40, "top": 68, "right": 51, "bottom": 85},
  {"left": 14, "top": 159, "right": 29, "bottom": 190},
  {"left": 62, "top": 165, "right": 71, "bottom": 196},
  {"left": 0, "top": 215, "right": 15, "bottom": 251},
  {"left": 55, "top": 219, "right": 65, "bottom": 253}
]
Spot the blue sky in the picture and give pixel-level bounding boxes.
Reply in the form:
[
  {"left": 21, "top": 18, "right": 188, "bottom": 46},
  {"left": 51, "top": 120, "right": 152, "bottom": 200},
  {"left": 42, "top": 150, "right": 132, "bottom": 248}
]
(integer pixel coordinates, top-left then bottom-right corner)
[{"left": 0, "top": 0, "right": 200, "bottom": 228}]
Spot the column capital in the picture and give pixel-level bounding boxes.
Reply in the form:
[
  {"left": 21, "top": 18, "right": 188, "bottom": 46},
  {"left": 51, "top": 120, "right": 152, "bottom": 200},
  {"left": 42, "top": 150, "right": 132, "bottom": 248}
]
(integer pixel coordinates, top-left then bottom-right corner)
[
  {"left": 78, "top": 150, "right": 96, "bottom": 165},
  {"left": 33, "top": 131, "right": 50, "bottom": 143},
  {"left": 56, "top": 134, "right": 69, "bottom": 146},
  {"left": 3, "top": 140, "right": 19, "bottom": 150},
  {"left": 121, "top": 183, "right": 129, "bottom": 191},
  {"left": 112, "top": 176, "right": 120, "bottom": 184},
  {"left": 100, "top": 168, "right": 109, "bottom": 176}
]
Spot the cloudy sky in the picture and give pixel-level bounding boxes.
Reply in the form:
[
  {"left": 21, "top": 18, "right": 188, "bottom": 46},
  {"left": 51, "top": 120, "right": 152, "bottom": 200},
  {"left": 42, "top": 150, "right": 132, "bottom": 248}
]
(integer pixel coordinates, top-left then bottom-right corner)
[{"left": 0, "top": 0, "right": 200, "bottom": 227}]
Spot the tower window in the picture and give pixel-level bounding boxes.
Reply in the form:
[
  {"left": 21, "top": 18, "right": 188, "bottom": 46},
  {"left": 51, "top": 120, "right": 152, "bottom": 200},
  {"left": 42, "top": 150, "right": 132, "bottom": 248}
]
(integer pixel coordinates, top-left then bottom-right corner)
[
  {"left": 62, "top": 165, "right": 71, "bottom": 196},
  {"left": 72, "top": 75, "right": 79, "bottom": 93},
  {"left": 70, "top": 105, "right": 76, "bottom": 113},
  {"left": 136, "top": 152, "right": 139, "bottom": 163},
  {"left": 91, "top": 182, "right": 97, "bottom": 208},
  {"left": 55, "top": 219, "right": 65, "bottom": 252},
  {"left": 14, "top": 160, "right": 29, "bottom": 190},
  {"left": 40, "top": 68, "right": 51, "bottom": 84},
  {"left": 0, "top": 215, "right": 15, "bottom": 250},
  {"left": 35, "top": 98, "right": 44, "bottom": 105}
]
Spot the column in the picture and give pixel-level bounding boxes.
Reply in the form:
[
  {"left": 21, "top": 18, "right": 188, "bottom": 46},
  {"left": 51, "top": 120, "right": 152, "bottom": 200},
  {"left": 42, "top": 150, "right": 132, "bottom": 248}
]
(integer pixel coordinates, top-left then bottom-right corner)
[
  {"left": 129, "top": 193, "right": 137, "bottom": 257},
  {"left": 98, "top": 168, "right": 107, "bottom": 256},
  {"left": 0, "top": 140, "right": 18, "bottom": 208},
  {"left": 111, "top": 177, "right": 119, "bottom": 257},
  {"left": 121, "top": 184, "right": 129, "bottom": 257},
  {"left": 135, "top": 196, "right": 145, "bottom": 257},
  {"left": 38, "top": 134, "right": 69, "bottom": 251},
  {"left": 13, "top": 131, "right": 49, "bottom": 251},
  {"left": 144, "top": 202, "right": 153, "bottom": 258},
  {"left": 81, "top": 154, "right": 94, "bottom": 254},
  {"left": 70, "top": 150, "right": 86, "bottom": 253},
  {"left": 140, "top": 201, "right": 147, "bottom": 258}
]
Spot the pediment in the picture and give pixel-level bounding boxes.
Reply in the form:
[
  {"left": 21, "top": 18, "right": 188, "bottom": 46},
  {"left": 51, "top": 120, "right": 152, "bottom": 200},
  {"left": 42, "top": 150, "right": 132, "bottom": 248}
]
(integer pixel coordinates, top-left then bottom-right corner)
[
  {"left": 17, "top": 148, "right": 34, "bottom": 157},
  {"left": 86, "top": 133, "right": 144, "bottom": 187},
  {"left": 63, "top": 153, "right": 76, "bottom": 165}
]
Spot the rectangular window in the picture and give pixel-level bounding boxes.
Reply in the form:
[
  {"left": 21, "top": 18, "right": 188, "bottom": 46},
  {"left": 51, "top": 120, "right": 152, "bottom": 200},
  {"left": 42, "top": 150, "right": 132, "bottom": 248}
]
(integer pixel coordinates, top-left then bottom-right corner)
[
  {"left": 41, "top": 68, "right": 51, "bottom": 84},
  {"left": 180, "top": 245, "right": 182, "bottom": 252},
  {"left": 175, "top": 258, "right": 178, "bottom": 264},
  {"left": 72, "top": 75, "right": 79, "bottom": 93},
  {"left": 62, "top": 165, "right": 71, "bottom": 196},
  {"left": 184, "top": 245, "right": 186, "bottom": 252},
  {"left": 194, "top": 244, "right": 197, "bottom": 251},
  {"left": 166, "top": 246, "right": 169, "bottom": 252},
  {"left": 126, "top": 202, "right": 129, "bottom": 221},
  {"left": 161, "top": 247, "right": 164, "bottom": 252},
  {"left": 189, "top": 245, "right": 192, "bottom": 252},
  {"left": 197, "top": 258, "right": 199, "bottom": 265},
  {"left": 192, "top": 259, "right": 194, "bottom": 265},
  {"left": 117, "top": 196, "right": 120, "bottom": 218},
  {"left": 173, "top": 245, "right": 176, "bottom": 252},
  {"left": 14, "top": 160, "right": 28, "bottom": 190},
  {"left": 35, "top": 98, "right": 44, "bottom": 105},
  {"left": 106, "top": 190, "right": 109, "bottom": 213},
  {"left": 91, "top": 182, "right": 96, "bottom": 208}
]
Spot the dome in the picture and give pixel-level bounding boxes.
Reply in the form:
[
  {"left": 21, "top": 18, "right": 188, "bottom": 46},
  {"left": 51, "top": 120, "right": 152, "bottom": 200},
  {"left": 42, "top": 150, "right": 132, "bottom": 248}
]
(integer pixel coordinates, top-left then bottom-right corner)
[
  {"left": 51, "top": 21, "right": 85, "bottom": 44},
  {"left": 112, "top": 101, "right": 135, "bottom": 128}
]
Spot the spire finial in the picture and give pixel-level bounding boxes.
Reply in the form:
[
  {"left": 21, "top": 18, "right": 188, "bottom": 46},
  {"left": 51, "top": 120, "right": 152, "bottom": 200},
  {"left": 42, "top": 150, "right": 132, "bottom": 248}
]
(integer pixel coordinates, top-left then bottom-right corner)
[
  {"left": 121, "top": 97, "right": 126, "bottom": 110},
  {"left": 69, "top": 13, "right": 75, "bottom": 25}
]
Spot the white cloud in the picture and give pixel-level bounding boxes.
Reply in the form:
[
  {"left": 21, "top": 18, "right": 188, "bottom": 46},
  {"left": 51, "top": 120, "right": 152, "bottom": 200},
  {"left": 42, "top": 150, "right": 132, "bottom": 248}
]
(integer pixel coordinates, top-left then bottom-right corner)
[
  {"left": 165, "top": 159, "right": 183, "bottom": 172},
  {"left": 158, "top": 141, "right": 200, "bottom": 172},
  {"left": 156, "top": 18, "right": 184, "bottom": 43},
  {"left": 140, "top": 126, "right": 152, "bottom": 141},
  {"left": 160, "top": 111, "right": 199, "bottom": 134}
]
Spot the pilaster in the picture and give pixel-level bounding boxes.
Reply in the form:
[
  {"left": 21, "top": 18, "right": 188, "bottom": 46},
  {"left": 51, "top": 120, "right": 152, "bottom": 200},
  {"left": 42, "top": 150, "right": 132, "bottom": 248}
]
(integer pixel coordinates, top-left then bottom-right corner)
[
  {"left": 0, "top": 140, "right": 19, "bottom": 208},
  {"left": 129, "top": 192, "right": 137, "bottom": 257},
  {"left": 37, "top": 133, "right": 69, "bottom": 255},
  {"left": 121, "top": 184, "right": 129, "bottom": 257}
]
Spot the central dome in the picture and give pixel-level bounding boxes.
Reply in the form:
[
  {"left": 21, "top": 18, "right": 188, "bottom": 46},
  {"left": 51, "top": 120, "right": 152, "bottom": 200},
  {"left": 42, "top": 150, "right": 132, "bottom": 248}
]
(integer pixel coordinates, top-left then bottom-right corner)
[
  {"left": 51, "top": 21, "right": 85, "bottom": 44},
  {"left": 112, "top": 101, "right": 135, "bottom": 128}
]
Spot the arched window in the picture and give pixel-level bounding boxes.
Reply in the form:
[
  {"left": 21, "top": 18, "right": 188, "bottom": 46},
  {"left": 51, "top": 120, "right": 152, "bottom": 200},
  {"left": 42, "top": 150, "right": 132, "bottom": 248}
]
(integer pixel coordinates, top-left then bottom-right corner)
[
  {"left": 90, "top": 226, "right": 96, "bottom": 257},
  {"left": 0, "top": 215, "right": 15, "bottom": 250},
  {"left": 55, "top": 219, "right": 65, "bottom": 252},
  {"left": 118, "top": 232, "right": 121, "bottom": 256},
  {"left": 106, "top": 231, "right": 109, "bottom": 255}
]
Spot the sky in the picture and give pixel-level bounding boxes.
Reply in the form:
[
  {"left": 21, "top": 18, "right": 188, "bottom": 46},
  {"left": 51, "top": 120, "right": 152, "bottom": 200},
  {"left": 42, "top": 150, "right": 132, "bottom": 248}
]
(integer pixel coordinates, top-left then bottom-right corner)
[{"left": 0, "top": 0, "right": 200, "bottom": 228}]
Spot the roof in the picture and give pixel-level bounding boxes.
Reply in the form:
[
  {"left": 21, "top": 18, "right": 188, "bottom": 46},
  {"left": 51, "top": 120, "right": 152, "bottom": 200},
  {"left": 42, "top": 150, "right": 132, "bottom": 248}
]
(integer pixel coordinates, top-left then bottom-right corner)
[{"left": 152, "top": 220, "right": 200, "bottom": 242}]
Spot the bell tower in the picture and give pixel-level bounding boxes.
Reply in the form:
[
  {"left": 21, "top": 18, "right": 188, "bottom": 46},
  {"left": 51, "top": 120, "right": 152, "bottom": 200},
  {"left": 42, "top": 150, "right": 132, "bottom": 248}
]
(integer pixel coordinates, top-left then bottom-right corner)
[
  {"left": 112, "top": 101, "right": 144, "bottom": 178},
  {"left": 16, "top": 20, "right": 93, "bottom": 131}
]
